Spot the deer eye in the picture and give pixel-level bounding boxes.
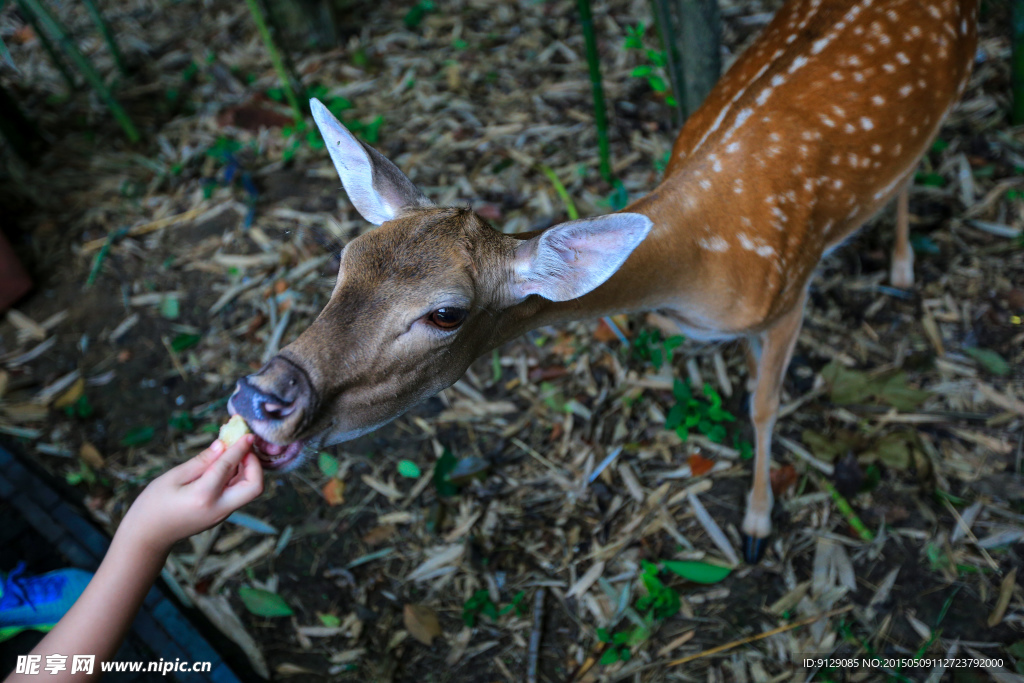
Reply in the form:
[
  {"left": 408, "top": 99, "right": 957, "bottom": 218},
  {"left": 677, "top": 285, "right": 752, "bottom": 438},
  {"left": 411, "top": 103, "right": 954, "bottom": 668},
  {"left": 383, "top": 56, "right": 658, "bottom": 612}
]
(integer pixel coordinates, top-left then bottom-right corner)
[{"left": 428, "top": 307, "right": 468, "bottom": 330}]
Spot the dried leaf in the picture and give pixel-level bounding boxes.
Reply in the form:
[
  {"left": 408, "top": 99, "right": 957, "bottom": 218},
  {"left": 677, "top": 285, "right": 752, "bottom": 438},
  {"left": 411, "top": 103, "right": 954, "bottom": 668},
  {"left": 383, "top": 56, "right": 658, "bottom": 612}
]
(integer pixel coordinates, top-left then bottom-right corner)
[
  {"left": 403, "top": 604, "right": 442, "bottom": 645},
  {"left": 988, "top": 568, "right": 1017, "bottom": 627},
  {"left": 770, "top": 464, "right": 799, "bottom": 495},
  {"left": 78, "top": 442, "right": 105, "bottom": 469},
  {"left": 322, "top": 478, "right": 345, "bottom": 506},
  {"left": 362, "top": 525, "right": 396, "bottom": 546},
  {"left": 688, "top": 452, "right": 714, "bottom": 476},
  {"left": 52, "top": 377, "right": 85, "bottom": 409}
]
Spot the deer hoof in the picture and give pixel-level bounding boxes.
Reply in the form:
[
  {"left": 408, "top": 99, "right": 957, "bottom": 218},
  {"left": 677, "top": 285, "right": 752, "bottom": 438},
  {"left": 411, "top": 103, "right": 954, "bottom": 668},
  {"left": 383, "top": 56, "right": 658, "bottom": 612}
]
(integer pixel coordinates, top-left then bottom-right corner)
[
  {"left": 742, "top": 534, "right": 769, "bottom": 563},
  {"left": 741, "top": 507, "right": 772, "bottom": 563}
]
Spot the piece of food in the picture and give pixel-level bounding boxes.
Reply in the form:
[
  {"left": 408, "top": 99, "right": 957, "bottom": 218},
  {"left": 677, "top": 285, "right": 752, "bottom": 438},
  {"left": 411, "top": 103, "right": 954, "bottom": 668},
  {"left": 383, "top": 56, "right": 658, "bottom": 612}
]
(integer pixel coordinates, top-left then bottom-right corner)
[{"left": 218, "top": 414, "right": 250, "bottom": 447}]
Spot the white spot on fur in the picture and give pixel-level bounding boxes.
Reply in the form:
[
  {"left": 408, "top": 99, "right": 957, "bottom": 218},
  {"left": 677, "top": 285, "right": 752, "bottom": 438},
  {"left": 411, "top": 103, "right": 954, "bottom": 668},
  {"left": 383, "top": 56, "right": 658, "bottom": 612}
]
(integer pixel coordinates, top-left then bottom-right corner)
[
  {"left": 738, "top": 233, "right": 776, "bottom": 257},
  {"left": 700, "top": 236, "right": 729, "bottom": 252},
  {"left": 861, "top": 117, "right": 874, "bottom": 130}
]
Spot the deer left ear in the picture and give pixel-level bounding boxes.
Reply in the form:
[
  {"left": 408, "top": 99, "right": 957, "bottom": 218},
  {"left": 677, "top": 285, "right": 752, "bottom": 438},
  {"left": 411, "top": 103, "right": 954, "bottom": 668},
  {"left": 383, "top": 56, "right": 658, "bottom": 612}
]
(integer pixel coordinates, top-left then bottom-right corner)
[
  {"left": 511, "top": 213, "right": 653, "bottom": 302},
  {"left": 310, "top": 98, "right": 433, "bottom": 225}
]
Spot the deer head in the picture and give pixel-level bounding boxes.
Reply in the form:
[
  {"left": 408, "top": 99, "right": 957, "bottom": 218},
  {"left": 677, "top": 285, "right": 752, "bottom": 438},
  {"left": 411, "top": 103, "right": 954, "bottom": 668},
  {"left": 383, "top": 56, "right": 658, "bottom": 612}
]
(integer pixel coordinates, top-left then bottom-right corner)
[{"left": 227, "top": 98, "right": 652, "bottom": 470}]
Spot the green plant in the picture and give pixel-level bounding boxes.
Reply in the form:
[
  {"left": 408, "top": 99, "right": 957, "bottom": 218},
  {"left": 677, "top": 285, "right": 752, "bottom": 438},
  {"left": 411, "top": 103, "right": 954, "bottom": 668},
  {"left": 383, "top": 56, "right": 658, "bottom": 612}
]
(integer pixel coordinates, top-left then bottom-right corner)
[
  {"left": 654, "top": 150, "right": 671, "bottom": 177},
  {"left": 630, "top": 328, "right": 683, "bottom": 370},
  {"left": 62, "top": 395, "right": 93, "bottom": 419},
  {"left": 404, "top": 0, "right": 435, "bottom": 29},
  {"left": 664, "top": 379, "right": 735, "bottom": 444},
  {"left": 462, "top": 589, "right": 526, "bottom": 627},
  {"left": 624, "top": 23, "right": 677, "bottom": 108},
  {"left": 242, "top": 0, "right": 302, "bottom": 122},
  {"left": 578, "top": 0, "right": 613, "bottom": 184},
  {"left": 598, "top": 559, "right": 731, "bottom": 666}
]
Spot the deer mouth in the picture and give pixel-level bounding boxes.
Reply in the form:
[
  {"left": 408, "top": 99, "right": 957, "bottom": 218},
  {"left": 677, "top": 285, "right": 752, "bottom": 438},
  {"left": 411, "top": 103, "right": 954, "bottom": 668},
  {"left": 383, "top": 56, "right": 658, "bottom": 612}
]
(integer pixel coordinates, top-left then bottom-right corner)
[{"left": 251, "top": 435, "right": 305, "bottom": 470}]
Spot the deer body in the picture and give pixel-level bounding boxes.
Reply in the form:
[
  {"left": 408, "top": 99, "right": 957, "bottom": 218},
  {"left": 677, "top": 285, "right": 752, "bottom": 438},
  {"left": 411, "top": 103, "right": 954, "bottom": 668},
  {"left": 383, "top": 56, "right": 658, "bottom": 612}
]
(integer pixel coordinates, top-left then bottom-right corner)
[{"left": 230, "top": 0, "right": 979, "bottom": 561}]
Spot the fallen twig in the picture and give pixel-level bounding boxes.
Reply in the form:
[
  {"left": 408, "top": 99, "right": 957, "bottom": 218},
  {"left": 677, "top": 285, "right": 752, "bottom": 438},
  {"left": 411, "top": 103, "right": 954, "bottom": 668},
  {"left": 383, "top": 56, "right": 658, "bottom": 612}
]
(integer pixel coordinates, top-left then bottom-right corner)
[{"left": 666, "top": 604, "right": 854, "bottom": 667}]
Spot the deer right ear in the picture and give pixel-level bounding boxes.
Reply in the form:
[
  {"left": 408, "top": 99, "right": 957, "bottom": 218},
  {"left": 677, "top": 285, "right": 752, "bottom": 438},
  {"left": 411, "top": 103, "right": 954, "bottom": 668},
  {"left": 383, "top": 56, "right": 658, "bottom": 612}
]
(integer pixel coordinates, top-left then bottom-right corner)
[
  {"left": 310, "top": 98, "right": 433, "bottom": 225},
  {"left": 511, "top": 213, "right": 652, "bottom": 302}
]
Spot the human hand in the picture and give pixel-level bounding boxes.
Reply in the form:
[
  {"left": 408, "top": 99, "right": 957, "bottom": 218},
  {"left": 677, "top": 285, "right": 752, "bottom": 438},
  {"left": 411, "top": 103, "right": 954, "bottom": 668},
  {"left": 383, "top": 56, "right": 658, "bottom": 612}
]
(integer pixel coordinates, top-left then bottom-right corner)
[{"left": 118, "top": 435, "right": 264, "bottom": 554}]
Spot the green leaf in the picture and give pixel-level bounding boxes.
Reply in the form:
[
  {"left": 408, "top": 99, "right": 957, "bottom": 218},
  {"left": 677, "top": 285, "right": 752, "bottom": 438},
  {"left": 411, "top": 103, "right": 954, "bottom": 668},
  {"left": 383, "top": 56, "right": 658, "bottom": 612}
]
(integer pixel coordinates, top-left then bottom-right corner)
[
  {"left": 120, "top": 426, "right": 155, "bottom": 447},
  {"left": 662, "top": 560, "right": 732, "bottom": 584},
  {"left": 821, "top": 361, "right": 874, "bottom": 404},
  {"left": 160, "top": 296, "right": 180, "bottom": 320},
  {"left": 664, "top": 403, "right": 685, "bottom": 431},
  {"left": 318, "top": 452, "right": 340, "bottom": 478},
  {"left": 597, "top": 628, "right": 611, "bottom": 642},
  {"left": 868, "top": 432, "right": 912, "bottom": 470},
  {"left": 647, "top": 75, "right": 668, "bottom": 92},
  {"left": 397, "top": 459, "right": 422, "bottom": 478},
  {"left": 909, "top": 234, "right": 940, "bottom": 254},
  {"left": 876, "top": 372, "right": 931, "bottom": 410},
  {"left": 403, "top": 0, "right": 435, "bottom": 28},
  {"left": 630, "top": 65, "right": 654, "bottom": 78},
  {"left": 358, "top": 115, "right": 384, "bottom": 145},
  {"left": 608, "top": 179, "right": 629, "bottom": 211},
  {"left": 434, "top": 449, "right": 459, "bottom": 497},
  {"left": 1007, "top": 640, "right": 1024, "bottom": 674},
  {"left": 319, "top": 613, "right": 341, "bottom": 627},
  {"left": 915, "top": 171, "right": 946, "bottom": 187},
  {"left": 168, "top": 411, "right": 194, "bottom": 431},
  {"left": 239, "top": 586, "right": 294, "bottom": 617},
  {"left": 802, "top": 429, "right": 853, "bottom": 463},
  {"left": 963, "top": 347, "right": 1010, "bottom": 376},
  {"left": 171, "top": 333, "right": 201, "bottom": 352},
  {"left": 600, "top": 648, "right": 621, "bottom": 665}
]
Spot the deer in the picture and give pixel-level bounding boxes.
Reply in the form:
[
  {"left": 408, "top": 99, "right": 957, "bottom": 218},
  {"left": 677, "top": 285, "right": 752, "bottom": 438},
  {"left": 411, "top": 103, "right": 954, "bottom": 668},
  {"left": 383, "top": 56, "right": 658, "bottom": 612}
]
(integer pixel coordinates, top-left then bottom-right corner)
[{"left": 228, "top": 0, "right": 979, "bottom": 562}]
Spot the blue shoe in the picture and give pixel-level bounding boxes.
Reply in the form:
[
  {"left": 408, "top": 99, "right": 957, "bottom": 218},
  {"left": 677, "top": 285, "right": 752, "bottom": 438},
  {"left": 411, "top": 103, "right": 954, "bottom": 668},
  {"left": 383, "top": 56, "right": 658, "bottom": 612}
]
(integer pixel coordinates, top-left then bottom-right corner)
[{"left": 0, "top": 562, "right": 93, "bottom": 642}]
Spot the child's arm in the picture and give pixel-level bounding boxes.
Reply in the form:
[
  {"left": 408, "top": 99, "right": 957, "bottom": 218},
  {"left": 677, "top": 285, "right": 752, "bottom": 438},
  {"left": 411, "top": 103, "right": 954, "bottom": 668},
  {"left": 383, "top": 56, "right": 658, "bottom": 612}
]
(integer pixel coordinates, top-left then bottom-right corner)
[{"left": 4, "top": 435, "right": 263, "bottom": 682}]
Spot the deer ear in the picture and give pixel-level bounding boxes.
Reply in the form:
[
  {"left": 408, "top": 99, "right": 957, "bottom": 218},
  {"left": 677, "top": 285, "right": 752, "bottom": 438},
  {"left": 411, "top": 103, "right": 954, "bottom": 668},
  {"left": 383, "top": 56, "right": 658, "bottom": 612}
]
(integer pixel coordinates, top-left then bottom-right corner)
[
  {"left": 310, "top": 98, "right": 433, "bottom": 225},
  {"left": 511, "top": 213, "right": 652, "bottom": 302}
]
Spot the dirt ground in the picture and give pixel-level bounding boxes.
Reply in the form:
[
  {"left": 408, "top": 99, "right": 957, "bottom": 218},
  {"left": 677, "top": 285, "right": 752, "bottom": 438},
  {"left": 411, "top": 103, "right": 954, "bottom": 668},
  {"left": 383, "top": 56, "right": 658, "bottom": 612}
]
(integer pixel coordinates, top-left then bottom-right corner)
[{"left": 1, "top": 0, "right": 1023, "bottom": 681}]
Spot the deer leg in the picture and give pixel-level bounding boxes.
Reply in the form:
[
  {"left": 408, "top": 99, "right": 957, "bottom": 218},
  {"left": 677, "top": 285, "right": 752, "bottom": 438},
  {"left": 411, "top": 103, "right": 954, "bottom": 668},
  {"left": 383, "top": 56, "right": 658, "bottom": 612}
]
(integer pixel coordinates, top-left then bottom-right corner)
[
  {"left": 744, "top": 336, "right": 761, "bottom": 395},
  {"left": 890, "top": 185, "right": 914, "bottom": 289},
  {"left": 741, "top": 288, "right": 807, "bottom": 563}
]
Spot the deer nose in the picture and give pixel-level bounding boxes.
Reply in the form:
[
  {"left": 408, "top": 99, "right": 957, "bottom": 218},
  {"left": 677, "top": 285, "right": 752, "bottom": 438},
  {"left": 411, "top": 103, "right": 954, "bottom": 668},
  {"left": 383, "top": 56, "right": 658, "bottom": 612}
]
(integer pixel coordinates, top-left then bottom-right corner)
[{"left": 230, "top": 356, "right": 312, "bottom": 425}]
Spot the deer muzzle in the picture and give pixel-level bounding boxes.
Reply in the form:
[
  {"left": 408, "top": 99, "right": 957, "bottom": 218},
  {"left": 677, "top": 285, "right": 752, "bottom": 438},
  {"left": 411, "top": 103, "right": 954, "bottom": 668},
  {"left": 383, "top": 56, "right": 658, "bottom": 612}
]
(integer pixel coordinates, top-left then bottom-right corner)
[{"left": 228, "top": 355, "right": 314, "bottom": 470}]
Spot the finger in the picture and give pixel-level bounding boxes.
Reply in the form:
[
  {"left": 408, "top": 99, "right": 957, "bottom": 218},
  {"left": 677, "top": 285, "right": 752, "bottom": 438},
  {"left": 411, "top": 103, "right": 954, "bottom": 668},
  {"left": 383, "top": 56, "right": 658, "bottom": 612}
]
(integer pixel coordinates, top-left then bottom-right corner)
[
  {"left": 219, "top": 453, "right": 265, "bottom": 510},
  {"left": 196, "top": 434, "right": 254, "bottom": 493},
  {"left": 167, "top": 439, "right": 226, "bottom": 484}
]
